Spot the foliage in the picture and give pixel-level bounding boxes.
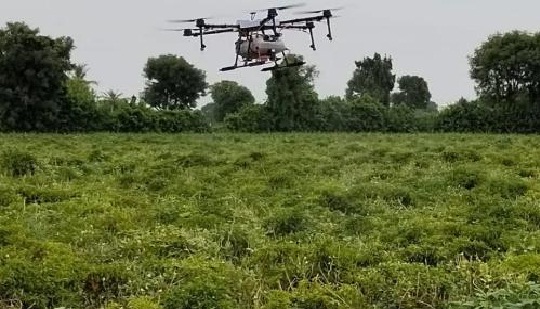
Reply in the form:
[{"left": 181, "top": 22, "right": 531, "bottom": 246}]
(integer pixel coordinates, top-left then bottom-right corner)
[
  {"left": 142, "top": 54, "right": 209, "bottom": 110},
  {"left": 436, "top": 98, "right": 496, "bottom": 132},
  {"left": 224, "top": 103, "right": 272, "bottom": 132},
  {"left": 449, "top": 282, "right": 540, "bottom": 308},
  {"left": 0, "top": 21, "right": 74, "bottom": 132},
  {"left": 469, "top": 30, "right": 540, "bottom": 107},
  {"left": 66, "top": 64, "right": 97, "bottom": 106},
  {"left": 311, "top": 96, "right": 350, "bottom": 132},
  {"left": 210, "top": 80, "right": 255, "bottom": 122},
  {"left": 2, "top": 22, "right": 540, "bottom": 135},
  {"left": 345, "top": 52, "right": 396, "bottom": 106},
  {"left": 392, "top": 75, "right": 432, "bottom": 109},
  {"left": 265, "top": 54, "right": 319, "bottom": 131},
  {"left": 0, "top": 133, "right": 538, "bottom": 308},
  {"left": 345, "top": 95, "right": 387, "bottom": 132},
  {"left": 0, "top": 149, "right": 40, "bottom": 177}
]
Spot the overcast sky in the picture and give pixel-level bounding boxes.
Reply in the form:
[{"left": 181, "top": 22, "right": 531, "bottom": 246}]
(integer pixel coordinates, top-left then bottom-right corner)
[{"left": 3, "top": 0, "right": 540, "bottom": 107}]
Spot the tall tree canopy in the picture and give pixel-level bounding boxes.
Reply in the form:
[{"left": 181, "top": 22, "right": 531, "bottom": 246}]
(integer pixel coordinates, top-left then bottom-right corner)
[
  {"left": 66, "top": 63, "right": 97, "bottom": 107},
  {"left": 142, "top": 54, "right": 208, "bottom": 110},
  {"left": 0, "top": 21, "right": 74, "bottom": 131},
  {"left": 265, "top": 54, "right": 319, "bottom": 131},
  {"left": 469, "top": 30, "right": 540, "bottom": 107},
  {"left": 391, "top": 75, "right": 432, "bottom": 109},
  {"left": 345, "top": 52, "right": 396, "bottom": 106},
  {"left": 210, "top": 80, "right": 255, "bottom": 122}
]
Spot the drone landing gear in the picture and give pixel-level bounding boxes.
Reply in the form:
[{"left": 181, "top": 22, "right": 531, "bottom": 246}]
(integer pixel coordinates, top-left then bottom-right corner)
[
  {"left": 220, "top": 60, "right": 268, "bottom": 71},
  {"left": 261, "top": 52, "right": 306, "bottom": 71},
  {"left": 261, "top": 61, "right": 305, "bottom": 71}
]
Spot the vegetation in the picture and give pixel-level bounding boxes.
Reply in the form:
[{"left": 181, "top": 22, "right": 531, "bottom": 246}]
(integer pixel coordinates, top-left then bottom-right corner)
[
  {"left": 142, "top": 54, "right": 209, "bottom": 111},
  {"left": 2, "top": 22, "right": 540, "bottom": 134},
  {"left": 345, "top": 52, "right": 396, "bottom": 106},
  {"left": 1, "top": 15, "right": 540, "bottom": 309},
  {"left": 0, "top": 133, "right": 539, "bottom": 308}
]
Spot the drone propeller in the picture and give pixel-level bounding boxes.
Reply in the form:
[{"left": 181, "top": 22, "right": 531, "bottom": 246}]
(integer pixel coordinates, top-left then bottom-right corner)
[
  {"left": 167, "top": 17, "right": 211, "bottom": 23},
  {"left": 293, "top": 6, "right": 345, "bottom": 15},
  {"left": 159, "top": 28, "right": 193, "bottom": 31},
  {"left": 250, "top": 2, "right": 305, "bottom": 13},
  {"left": 271, "top": 3, "right": 306, "bottom": 11}
]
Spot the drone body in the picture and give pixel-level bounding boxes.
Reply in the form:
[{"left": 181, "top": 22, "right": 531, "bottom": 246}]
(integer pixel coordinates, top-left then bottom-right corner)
[
  {"left": 164, "top": 4, "right": 342, "bottom": 72},
  {"left": 237, "top": 32, "right": 288, "bottom": 61}
]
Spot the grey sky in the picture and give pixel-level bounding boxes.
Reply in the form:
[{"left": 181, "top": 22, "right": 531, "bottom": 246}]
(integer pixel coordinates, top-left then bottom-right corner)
[{"left": 3, "top": 0, "right": 540, "bottom": 107}]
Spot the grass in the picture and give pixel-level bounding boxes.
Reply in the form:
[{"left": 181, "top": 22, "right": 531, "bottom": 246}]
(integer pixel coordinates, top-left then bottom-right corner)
[{"left": 0, "top": 132, "right": 540, "bottom": 308}]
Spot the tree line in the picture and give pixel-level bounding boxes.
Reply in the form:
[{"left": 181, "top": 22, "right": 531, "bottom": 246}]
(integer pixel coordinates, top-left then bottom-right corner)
[{"left": 1, "top": 21, "right": 539, "bottom": 133}]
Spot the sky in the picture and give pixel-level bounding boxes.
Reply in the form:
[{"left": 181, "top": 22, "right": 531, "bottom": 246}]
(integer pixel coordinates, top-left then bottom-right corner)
[{"left": 2, "top": 0, "right": 540, "bottom": 108}]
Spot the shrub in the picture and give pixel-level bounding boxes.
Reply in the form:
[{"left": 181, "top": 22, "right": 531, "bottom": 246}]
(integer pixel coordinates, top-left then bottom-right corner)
[
  {"left": 224, "top": 104, "right": 272, "bottom": 132},
  {"left": 450, "top": 166, "right": 485, "bottom": 190},
  {"left": 176, "top": 152, "right": 214, "bottom": 168},
  {"left": 264, "top": 208, "right": 308, "bottom": 236},
  {"left": 1, "top": 149, "right": 40, "bottom": 177},
  {"left": 220, "top": 228, "right": 252, "bottom": 263},
  {"left": 0, "top": 187, "right": 17, "bottom": 207},
  {"left": 484, "top": 177, "right": 529, "bottom": 199},
  {"left": 162, "top": 279, "right": 235, "bottom": 309}
]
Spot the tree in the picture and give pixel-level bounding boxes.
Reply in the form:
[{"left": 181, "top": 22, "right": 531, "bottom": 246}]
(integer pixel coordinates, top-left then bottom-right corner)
[
  {"left": 469, "top": 30, "right": 540, "bottom": 108},
  {"left": 142, "top": 54, "right": 208, "bottom": 110},
  {"left": 71, "top": 63, "right": 97, "bottom": 85},
  {"left": 345, "top": 95, "right": 387, "bottom": 132},
  {"left": 0, "top": 21, "right": 74, "bottom": 131},
  {"left": 265, "top": 54, "right": 319, "bottom": 131},
  {"left": 201, "top": 102, "right": 219, "bottom": 124},
  {"left": 391, "top": 75, "right": 432, "bottom": 109},
  {"left": 99, "top": 90, "right": 127, "bottom": 112},
  {"left": 426, "top": 101, "right": 438, "bottom": 113},
  {"left": 66, "top": 64, "right": 97, "bottom": 107},
  {"left": 313, "top": 96, "right": 349, "bottom": 131},
  {"left": 345, "top": 52, "right": 396, "bottom": 106},
  {"left": 210, "top": 81, "right": 254, "bottom": 121}
]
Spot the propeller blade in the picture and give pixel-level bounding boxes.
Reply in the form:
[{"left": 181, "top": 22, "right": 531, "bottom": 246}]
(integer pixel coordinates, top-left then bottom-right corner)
[
  {"left": 251, "top": 2, "right": 306, "bottom": 13},
  {"left": 159, "top": 28, "right": 191, "bottom": 32},
  {"left": 294, "top": 6, "right": 345, "bottom": 14},
  {"left": 274, "top": 3, "right": 306, "bottom": 10},
  {"left": 167, "top": 16, "right": 215, "bottom": 23}
]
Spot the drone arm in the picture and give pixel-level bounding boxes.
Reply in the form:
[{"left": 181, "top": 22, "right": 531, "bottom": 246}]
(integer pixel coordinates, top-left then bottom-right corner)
[
  {"left": 280, "top": 14, "right": 334, "bottom": 41},
  {"left": 279, "top": 22, "right": 316, "bottom": 50},
  {"left": 186, "top": 29, "right": 237, "bottom": 36},
  {"left": 203, "top": 24, "right": 240, "bottom": 29},
  {"left": 182, "top": 28, "right": 236, "bottom": 51},
  {"left": 279, "top": 16, "right": 324, "bottom": 26}
]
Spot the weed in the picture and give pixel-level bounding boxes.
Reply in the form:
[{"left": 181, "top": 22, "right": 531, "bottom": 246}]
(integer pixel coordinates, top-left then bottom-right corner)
[
  {"left": 485, "top": 177, "right": 529, "bottom": 199},
  {"left": 450, "top": 166, "right": 484, "bottom": 190},
  {"left": 176, "top": 152, "right": 213, "bottom": 167},
  {"left": 318, "top": 191, "right": 356, "bottom": 214},
  {"left": 88, "top": 149, "right": 108, "bottom": 162},
  {"left": 1, "top": 149, "right": 40, "bottom": 177},
  {"left": 249, "top": 151, "right": 266, "bottom": 161},
  {"left": 0, "top": 133, "right": 538, "bottom": 309},
  {"left": 264, "top": 208, "right": 308, "bottom": 236}
]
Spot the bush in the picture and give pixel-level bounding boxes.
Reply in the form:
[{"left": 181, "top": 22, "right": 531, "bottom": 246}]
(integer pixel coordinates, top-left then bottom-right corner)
[
  {"left": 450, "top": 166, "right": 485, "bottom": 190},
  {"left": 1, "top": 149, "right": 40, "bottom": 177},
  {"left": 224, "top": 104, "right": 272, "bottom": 132},
  {"left": 112, "top": 107, "right": 210, "bottom": 133},
  {"left": 264, "top": 208, "right": 308, "bottom": 236},
  {"left": 345, "top": 96, "right": 387, "bottom": 132},
  {"left": 435, "top": 99, "right": 496, "bottom": 132}
]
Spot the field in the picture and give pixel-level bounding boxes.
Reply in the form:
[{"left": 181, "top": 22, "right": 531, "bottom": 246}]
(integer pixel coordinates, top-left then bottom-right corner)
[{"left": 1, "top": 133, "right": 540, "bottom": 309}]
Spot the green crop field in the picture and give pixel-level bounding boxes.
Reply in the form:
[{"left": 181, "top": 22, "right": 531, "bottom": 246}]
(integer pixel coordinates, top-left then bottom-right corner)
[{"left": 1, "top": 133, "right": 540, "bottom": 309}]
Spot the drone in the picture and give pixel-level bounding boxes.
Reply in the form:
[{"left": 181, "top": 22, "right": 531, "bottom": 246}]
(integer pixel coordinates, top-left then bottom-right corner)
[{"left": 162, "top": 3, "right": 342, "bottom": 72}]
